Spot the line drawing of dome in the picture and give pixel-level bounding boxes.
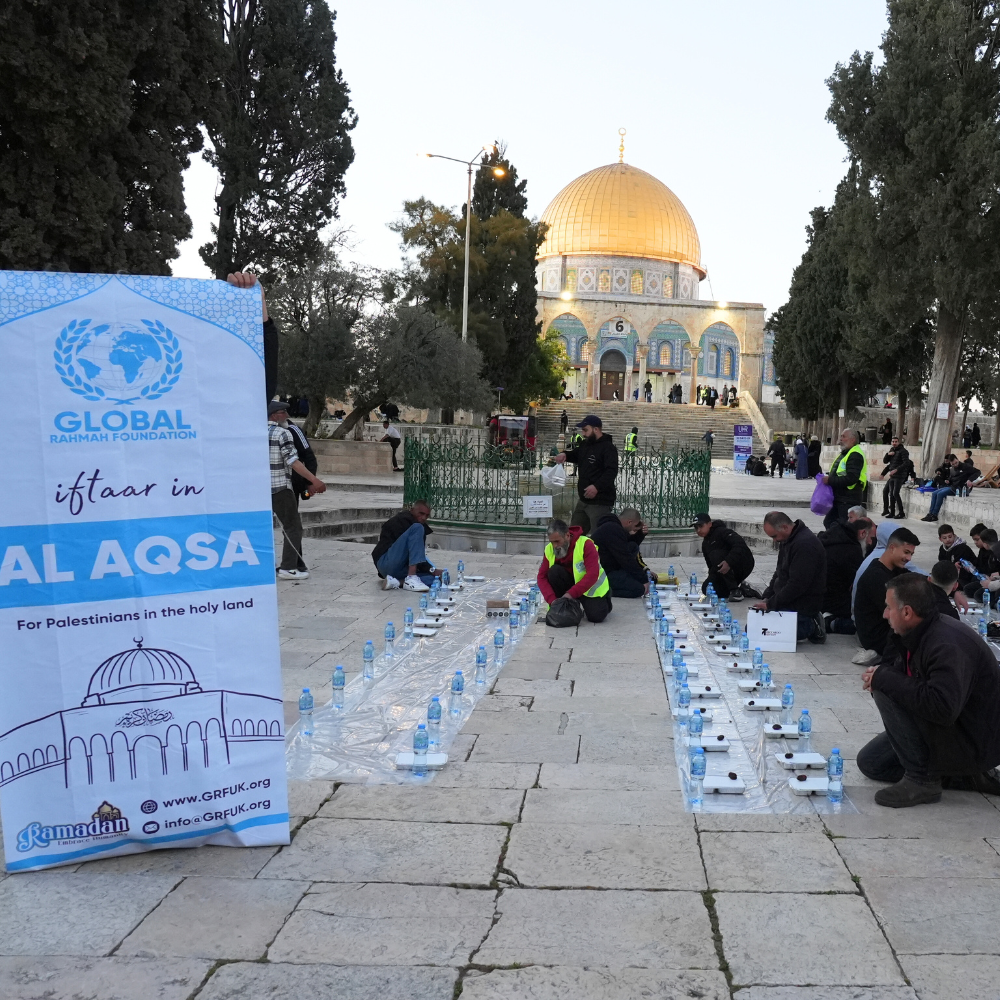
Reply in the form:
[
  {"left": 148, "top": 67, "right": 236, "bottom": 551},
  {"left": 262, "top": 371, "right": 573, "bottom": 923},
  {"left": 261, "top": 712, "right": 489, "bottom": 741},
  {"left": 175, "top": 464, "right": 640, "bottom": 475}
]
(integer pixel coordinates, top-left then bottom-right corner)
[
  {"left": 538, "top": 162, "right": 704, "bottom": 276},
  {"left": 82, "top": 639, "right": 202, "bottom": 707}
]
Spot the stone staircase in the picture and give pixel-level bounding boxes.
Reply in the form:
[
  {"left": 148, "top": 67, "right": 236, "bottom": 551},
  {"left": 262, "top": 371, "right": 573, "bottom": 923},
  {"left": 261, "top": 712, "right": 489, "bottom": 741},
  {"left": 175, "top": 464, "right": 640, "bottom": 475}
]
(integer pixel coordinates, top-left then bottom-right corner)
[
  {"left": 535, "top": 400, "right": 767, "bottom": 455},
  {"left": 297, "top": 504, "right": 397, "bottom": 544}
]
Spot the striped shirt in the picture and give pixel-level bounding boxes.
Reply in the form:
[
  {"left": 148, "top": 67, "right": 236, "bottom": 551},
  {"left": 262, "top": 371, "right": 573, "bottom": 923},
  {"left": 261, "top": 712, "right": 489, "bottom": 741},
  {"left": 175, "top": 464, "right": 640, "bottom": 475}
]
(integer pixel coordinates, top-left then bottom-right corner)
[{"left": 268, "top": 422, "right": 297, "bottom": 493}]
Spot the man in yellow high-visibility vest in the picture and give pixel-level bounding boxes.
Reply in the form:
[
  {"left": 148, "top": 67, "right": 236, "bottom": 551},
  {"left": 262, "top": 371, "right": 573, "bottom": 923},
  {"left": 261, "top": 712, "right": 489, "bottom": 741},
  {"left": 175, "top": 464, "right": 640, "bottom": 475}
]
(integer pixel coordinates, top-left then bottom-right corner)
[
  {"left": 535, "top": 518, "right": 612, "bottom": 623},
  {"left": 824, "top": 428, "right": 868, "bottom": 528}
]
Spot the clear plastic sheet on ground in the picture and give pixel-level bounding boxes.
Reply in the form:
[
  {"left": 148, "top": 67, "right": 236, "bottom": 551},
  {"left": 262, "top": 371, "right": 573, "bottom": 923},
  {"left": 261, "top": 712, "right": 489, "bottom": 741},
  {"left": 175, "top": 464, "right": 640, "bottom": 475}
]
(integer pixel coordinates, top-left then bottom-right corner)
[
  {"left": 656, "top": 590, "right": 858, "bottom": 815},
  {"left": 285, "top": 578, "right": 533, "bottom": 785}
]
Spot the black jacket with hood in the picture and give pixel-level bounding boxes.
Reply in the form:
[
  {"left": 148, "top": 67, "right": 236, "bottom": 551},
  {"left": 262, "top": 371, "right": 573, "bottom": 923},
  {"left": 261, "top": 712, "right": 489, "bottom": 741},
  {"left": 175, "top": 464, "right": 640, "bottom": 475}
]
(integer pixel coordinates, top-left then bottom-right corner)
[
  {"left": 565, "top": 432, "right": 619, "bottom": 506},
  {"left": 590, "top": 514, "right": 647, "bottom": 583},
  {"left": 818, "top": 521, "right": 864, "bottom": 619},
  {"left": 701, "top": 520, "right": 755, "bottom": 582},
  {"left": 762, "top": 519, "right": 827, "bottom": 616}
]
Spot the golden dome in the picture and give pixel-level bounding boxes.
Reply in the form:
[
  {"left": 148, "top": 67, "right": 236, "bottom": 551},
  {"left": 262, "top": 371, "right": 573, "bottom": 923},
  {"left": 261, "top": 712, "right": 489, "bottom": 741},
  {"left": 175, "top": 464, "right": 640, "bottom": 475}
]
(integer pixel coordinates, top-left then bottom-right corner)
[{"left": 538, "top": 163, "right": 704, "bottom": 276}]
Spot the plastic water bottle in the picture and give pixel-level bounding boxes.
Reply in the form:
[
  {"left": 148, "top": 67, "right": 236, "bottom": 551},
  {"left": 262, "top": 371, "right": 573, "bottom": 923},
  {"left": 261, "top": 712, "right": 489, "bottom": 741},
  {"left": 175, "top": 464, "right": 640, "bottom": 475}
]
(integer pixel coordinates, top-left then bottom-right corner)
[
  {"left": 384, "top": 621, "right": 395, "bottom": 659},
  {"left": 412, "top": 724, "right": 429, "bottom": 776},
  {"left": 672, "top": 647, "right": 683, "bottom": 669},
  {"left": 740, "top": 630, "right": 750, "bottom": 655},
  {"left": 797, "top": 708, "right": 812, "bottom": 751},
  {"left": 427, "top": 696, "right": 442, "bottom": 747},
  {"left": 689, "top": 747, "right": 706, "bottom": 806},
  {"left": 688, "top": 706, "right": 704, "bottom": 743},
  {"left": 827, "top": 748, "right": 844, "bottom": 803},
  {"left": 362, "top": 641, "right": 375, "bottom": 685},
  {"left": 475, "top": 646, "right": 487, "bottom": 685},
  {"left": 658, "top": 615, "right": 670, "bottom": 650},
  {"left": 710, "top": 591, "right": 719, "bottom": 608},
  {"left": 298, "top": 688, "right": 314, "bottom": 735},
  {"left": 781, "top": 683, "right": 795, "bottom": 723},
  {"left": 419, "top": 592, "right": 428, "bottom": 611},
  {"left": 332, "top": 665, "right": 345, "bottom": 709},
  {"left": 979, "top": 615, "right": 989, "bottom": 638},
  {"left": 520, "top": 596, "right": 529, "bottom": 625},
  {"left": 442, "top": 568, "right": 450, "bottom": 587},
  {"left": 753, "top": 646, "right": 763, "bottom": 667},
  {"left": 690, "top": 571, "right": 697, "bottom": 593},
  {"left": 678, "top": 681, "right": 691, "bottom": 721},
  {"left": 494, "top": 628, "right": 505, "bottom": 666},
  {"left": 668, "top": 563, "right": 675, "bottom": 583},
  {"left": 730, "top": 620, "right": 740, "bottom": 643},
  {"left": 674, "top": 660, "right": 689, "bottom": 693},
  {"left": 449, "top": 670, "right": 464, "bottom": 716},
  {"left": 664, "top": 633, "right": 675, "bottom": 656},
  {"left": 759, "top": 663, "right": 772, "bottom": 691},
  {"left": 457, "top": 559, "right": 465, "bottom": 584},
  {"left": 509, "top": 608, "right": 520, "bottom": 643}
]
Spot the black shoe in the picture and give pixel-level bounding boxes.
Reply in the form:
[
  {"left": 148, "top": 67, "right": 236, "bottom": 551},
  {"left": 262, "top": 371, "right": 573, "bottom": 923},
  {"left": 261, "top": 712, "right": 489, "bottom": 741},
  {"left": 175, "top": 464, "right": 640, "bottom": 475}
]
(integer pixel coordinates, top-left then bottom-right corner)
[
  {"left": 920, "top": 514, "right": 938, "bottom": 522},
  {"left": 807, "top": 612, "right": 827, "bottom": 644},
  {"left": 881, "top": 510, "right": 891, "bottom": 517},
  {"left": 874, "top": 776, "right": 943, "bottom": 808}
]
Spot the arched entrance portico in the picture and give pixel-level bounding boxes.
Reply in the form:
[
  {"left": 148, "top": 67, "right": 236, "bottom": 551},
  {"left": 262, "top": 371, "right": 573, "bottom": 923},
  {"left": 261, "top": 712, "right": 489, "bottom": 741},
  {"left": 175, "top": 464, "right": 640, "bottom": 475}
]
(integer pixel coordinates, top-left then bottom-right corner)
[{"left": 599, "top": 349, "right": 627, "bottom": 400}]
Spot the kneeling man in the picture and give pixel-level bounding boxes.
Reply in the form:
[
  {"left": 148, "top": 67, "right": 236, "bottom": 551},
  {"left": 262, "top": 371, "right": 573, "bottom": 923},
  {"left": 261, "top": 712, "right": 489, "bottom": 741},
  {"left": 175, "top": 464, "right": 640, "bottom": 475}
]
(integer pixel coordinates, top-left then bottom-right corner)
[
  {"left": 537, "top": 518, "right": 612, "bottom": 623},
  {"left": 859, "top": 573, "right": 1000, "bottom": 807},
  {"left": 590, "top": 508, "right": 650, "bottom": 598}
]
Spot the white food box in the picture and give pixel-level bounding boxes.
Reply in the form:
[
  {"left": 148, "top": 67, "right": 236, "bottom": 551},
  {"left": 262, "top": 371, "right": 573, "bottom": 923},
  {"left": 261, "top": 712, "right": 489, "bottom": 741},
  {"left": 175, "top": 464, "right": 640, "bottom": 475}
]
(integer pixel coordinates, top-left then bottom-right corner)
[
  {"left": 743, "top": 697, "right": 782, "bottom": 711},
  {"left": 776, "top": 751, "right": 828, "bottom": 770},
  {"left": 697, "top": 612, "right": 721, "bottom": 623},
  {"left": 738, "top": 678, "right": 766, "bottom": 692},
  {"left": 703, "top": 773, "right": 746, "bottom": 794},
  {"left": 667, "top": 629, "right": 688, "bottom": 639},
  {"left": 763, "top": 723, "right": 799, "bottom": 739},
  {"left": 395, "top": 751, "right": 448, "bottom": 770},
  {"left": 464, "top": 575, "right": 486, "bottom": 582},
  {"left": 700, "top": 734, "right": 732, "bottom": 751},
  {"left": 690, "top": 685, "right": 723, "bottom": 700},
  {"left": 411, "top": 627, "right": 438, "bottom": 638},
  {"left": 425, "top": 607, "right": 454, "bottom": 618},
  {"left": 726, "top": 660, "right": 755, "bottom": 673},
  {"left": 789, "top": 774, "right": 830, "bottom": 795},
  {"left": 710, "top": 642, "right": 740, "bottom": 654},
  {"left": 673, "top": 707, "right": 714, "bottom": 722},
  {"left": 704, "top": 633, "right": 736, "bottom": 644},
  {"left": 414, "top": 618, "right": 444, "bottom": 628},
  {"left": 663, "top": 663, "right": 700, "bottom": 676},
  {"left": 435, "top": 596, "right": 457, "bottom": 606}
]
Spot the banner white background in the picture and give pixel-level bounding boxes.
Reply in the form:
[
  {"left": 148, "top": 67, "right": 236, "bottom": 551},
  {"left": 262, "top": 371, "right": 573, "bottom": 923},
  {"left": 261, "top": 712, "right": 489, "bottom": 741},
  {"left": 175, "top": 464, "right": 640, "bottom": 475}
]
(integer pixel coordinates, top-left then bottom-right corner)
[{"left": 0, "top": 271, "right": 288, "bottom": 871}]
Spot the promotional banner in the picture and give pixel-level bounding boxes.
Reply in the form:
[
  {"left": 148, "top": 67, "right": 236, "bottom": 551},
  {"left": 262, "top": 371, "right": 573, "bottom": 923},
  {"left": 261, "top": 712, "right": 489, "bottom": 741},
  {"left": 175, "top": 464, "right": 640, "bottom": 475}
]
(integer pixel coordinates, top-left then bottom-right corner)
[
  {"left": 733, "top": 423, "right": 754, "bottom": 473},
  {"left": 0, "top": 271, "right": 289, "bottom": 871}
]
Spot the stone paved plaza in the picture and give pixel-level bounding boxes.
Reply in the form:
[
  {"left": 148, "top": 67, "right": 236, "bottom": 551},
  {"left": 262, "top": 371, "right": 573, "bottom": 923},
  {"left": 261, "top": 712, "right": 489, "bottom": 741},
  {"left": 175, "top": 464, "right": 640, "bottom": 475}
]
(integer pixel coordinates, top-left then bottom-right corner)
[{"left": 2, "top": 501, "right": 1000, "bottom": 999}]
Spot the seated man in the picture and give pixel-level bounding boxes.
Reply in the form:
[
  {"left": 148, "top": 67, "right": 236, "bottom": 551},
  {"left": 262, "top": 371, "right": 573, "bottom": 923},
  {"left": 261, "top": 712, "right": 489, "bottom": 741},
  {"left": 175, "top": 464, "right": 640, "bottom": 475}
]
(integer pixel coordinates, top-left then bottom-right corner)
[
  {"left": 937, "top": 523, "right": 976, "bottom": 591},
  {"left": 692, "top": 513, "right": 755, "bottom": 601},
  {"left": 818, "top": 517, "right": 869, "bottom": 634},
  {"left": 859, "top": 574, "right": 1000, "bottom": 806},
  {"left": 590, "top": 508, "right": 649, "bottom": 599},
  {"left": 371, "top": 499, "right": 439, "bottom": 592},
  {"left": 965, "top": 525, "right": 998, "bottom": 600},
  {"left": 536, "top": 518, "right": 612, "bottom": 623},
  {"left": 853, "top": 527, "right": 920, "bottom": 660},
  {"left": 921, "top": 454, "right": 975, "bottom": 522},
  {"left": 751, "top": 511, "right": 827, "bottom": 643},
  {"left": 928, "top": 560, "right": 961, "bottom": 620}
]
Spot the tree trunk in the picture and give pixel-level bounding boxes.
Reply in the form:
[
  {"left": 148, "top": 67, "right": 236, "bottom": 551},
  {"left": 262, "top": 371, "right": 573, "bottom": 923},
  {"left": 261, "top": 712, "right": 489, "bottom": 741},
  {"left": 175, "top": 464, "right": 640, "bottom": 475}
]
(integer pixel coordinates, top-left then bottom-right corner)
[
  {"left": 921, "top": 304, "right": 966, "bottom": 475},
  {"left": 993, "top": 407, "right": 1000, "bottom": 450},
  {"left": 304, "top": 394, "right": 326, "bottom": 438},
  {"left": 897, "top": 387, "right": 907, "bottom": 447},
  {"left": 331, "top": 401, "right": 377, "bottom": 440}
]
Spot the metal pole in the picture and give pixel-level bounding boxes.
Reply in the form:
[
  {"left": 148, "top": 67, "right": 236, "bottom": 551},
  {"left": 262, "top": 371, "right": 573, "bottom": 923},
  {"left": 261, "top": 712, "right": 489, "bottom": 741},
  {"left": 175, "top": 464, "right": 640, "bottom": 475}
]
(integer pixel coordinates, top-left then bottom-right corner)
[{"left": 462, "top": 161, "right": 473, "bottom": 343}]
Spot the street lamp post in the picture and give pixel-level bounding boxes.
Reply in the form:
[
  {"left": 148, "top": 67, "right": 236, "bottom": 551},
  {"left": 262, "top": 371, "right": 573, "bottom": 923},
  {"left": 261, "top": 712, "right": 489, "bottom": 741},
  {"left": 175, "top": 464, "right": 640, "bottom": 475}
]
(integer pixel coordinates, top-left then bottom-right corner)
[{"left": 425, "top": 147, "right": 505, "bottom": 342}]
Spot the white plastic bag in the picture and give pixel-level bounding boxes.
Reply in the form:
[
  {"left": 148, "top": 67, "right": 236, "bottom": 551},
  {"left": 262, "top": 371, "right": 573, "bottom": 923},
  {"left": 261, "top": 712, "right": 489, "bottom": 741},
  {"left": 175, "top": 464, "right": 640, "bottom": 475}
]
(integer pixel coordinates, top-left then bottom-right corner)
[
  {"left": 746, "top": 609, "right": 798, "bottom": 652},
  {"left": 540, "top": 463, "right": 567, "bottom": 488}
]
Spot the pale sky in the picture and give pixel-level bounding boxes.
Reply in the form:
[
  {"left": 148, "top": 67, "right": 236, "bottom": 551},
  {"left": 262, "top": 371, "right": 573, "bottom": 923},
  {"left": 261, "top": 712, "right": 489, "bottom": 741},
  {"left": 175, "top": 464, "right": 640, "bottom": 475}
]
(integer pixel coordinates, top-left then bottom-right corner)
[{"left": 173, "top": 1, "right": 889, "bottom": 316}]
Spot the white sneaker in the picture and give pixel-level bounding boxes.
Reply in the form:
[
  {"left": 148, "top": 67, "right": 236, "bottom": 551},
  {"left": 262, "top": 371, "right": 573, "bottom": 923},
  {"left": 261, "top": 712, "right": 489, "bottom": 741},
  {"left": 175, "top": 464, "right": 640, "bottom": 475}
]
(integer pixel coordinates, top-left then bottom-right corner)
[
  {"left": 278, "top": 568, "right": 309, "bottom": 580},
  {"left": 380, "top": 575, "right": 400, "bottom": 590},
  {"left": 852, "top": 648, "right": 880, "bottom": 665},
  {"left": 403, "top": 575, "right": 430, "bottom": 592}
]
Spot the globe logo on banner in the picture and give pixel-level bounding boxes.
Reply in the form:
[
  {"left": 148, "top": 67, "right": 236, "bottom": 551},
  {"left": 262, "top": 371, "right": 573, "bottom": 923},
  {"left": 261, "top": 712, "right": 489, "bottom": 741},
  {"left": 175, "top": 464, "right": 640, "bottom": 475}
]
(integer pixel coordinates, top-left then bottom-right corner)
[{"left": 54, "top": 319, "right": 183, "bottom": 405}]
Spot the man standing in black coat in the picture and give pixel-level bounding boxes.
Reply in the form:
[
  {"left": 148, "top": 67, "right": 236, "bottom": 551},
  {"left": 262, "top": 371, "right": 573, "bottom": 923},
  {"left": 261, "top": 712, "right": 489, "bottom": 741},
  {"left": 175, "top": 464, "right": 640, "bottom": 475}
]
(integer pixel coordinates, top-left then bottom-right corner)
[
  {"left": 878, "top": 436, "right": 909, "bottom": 518},
  {"left": 818, "top": 518, "right": 868, "bottom": 634},
  {"left": 766, "top": 438, "right": 787, "bottom": 478},
  {"left": 860, "top": 573, "right": 1000, "bottom": 806},
  {"left": 692, "top": 513, "right": 755, "bottom": 601},
  {"left": 590, "top": 508, "right": 650, "bottom": 598},
  {"left": 752, "top": 511, "right": 827, "bottom": 642},
  {"left": 553, "top": 415, "right": 619, "bottom": 534}
]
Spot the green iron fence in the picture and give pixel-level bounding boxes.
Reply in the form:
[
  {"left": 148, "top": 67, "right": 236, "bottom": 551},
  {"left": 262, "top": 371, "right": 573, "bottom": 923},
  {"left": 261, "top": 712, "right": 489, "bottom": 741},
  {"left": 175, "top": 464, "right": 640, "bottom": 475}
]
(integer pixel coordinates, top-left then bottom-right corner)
[{"left": 404, "top": 435, "right": 711, "bottom": 529}]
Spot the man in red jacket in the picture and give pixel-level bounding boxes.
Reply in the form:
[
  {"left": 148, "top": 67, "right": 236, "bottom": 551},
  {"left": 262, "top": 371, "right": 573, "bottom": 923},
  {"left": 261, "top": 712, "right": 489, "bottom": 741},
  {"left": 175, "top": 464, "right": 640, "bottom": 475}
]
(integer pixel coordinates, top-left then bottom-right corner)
[{"left": 536, "top": 519, "right": 612, "bottom": 623}]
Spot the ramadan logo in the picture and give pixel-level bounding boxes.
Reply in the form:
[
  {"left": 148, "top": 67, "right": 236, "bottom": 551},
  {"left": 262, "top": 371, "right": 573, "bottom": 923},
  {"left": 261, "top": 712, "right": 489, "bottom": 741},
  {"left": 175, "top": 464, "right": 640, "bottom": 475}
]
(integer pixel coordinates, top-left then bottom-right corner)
[
  {"left": 16, "top": 801, "right": 130, "bottom": 852},
  {"left": 54, "top": 319, "right": 183, "bottom": 405}
]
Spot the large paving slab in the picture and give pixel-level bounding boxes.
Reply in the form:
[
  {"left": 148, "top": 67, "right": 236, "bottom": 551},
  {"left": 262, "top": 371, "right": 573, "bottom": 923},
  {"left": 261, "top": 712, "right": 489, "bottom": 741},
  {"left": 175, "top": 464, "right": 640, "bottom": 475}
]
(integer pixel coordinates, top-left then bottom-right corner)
[
  {"left": 81, "top": 844, "right": 279, "bottom": 878},
  {"left": 861, "top": 876, "right": 1000, "bottom": 954},
  {"left": 0, "top": 873, "right": 178, "bottom": 956},
  {"left": 319, "top": 785, "right": 523, "bottom": 824},
  {"left": 899, "top": 953, "right": 1000, "bottom": 1000},
  {"left": 475, "top": 887, "right": 716, "bottom": 968},
  {"left": 520, "top": 787, "right": 686, "bottom": 824},
  {"left": 461, "top": 966, "right": 730, "bottom": 999},
  {"left": 538, "top": 762, "right": 680, "bottom": 790},
  {"left": 430, "top": 762, "right": 539, "bottom": 788},
  {"left": 714, "top": 892, "right": 903, "bottom": 986},
  {"left": 258, "top": 818, "right": 506, "bottom": 885},
  {"left": 468, "top": 733, "right": 580, "bottom": 763},
  {"left": 701, "top": 831, "right": 857, "bottom": 892},
  {"left": 268, "top": 883, "right": 495, "bottom": 966},
  {"left": 836, "top": 837, "right": 1000, "bottom": 879},
  {"left": 197, "top": 961, "right": 457, "bottom": 999},
  {"left": 504, "top": 822, "right": 705, "bottom": 890},
  {"left": 119, "top": 876, "right": 307, "bottom": 959},
  {"left": 733, "top": 989, "right": 918, "bottom": 1000},
  {"left": 823, "top": 791, "right": 1000, "bottom": 839}
]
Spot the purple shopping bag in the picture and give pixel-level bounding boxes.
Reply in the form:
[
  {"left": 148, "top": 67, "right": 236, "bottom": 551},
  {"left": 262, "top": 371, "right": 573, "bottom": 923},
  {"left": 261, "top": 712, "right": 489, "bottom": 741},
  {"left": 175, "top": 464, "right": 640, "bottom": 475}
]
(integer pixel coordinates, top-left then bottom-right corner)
[{"left": 810, "top": 473, "right": 834, "bottom": 515}]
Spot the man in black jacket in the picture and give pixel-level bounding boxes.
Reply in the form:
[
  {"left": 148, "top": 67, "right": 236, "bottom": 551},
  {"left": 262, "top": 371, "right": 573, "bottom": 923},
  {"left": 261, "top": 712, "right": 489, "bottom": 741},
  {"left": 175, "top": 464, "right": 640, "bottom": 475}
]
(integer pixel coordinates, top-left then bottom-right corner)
[
  {"left": 692, "top": 513, "right": 755, "bottom": 601},
  {"left": 921, "top": 454, "right": 975, "bottom": 522},
  {"left": 554, "top": 415, "right": 619, "bottom": 534},
  {"left": 878, "top": 436, "right": 909, "bottom": 518},
  {"left": 766, "top": 438, "right": 787, "bottom": 478},
  {"left": 859, "top": 573, "right": 1000, "bottom": 806},
  {"left": 819, "top": 518, "right": 868, "bottom": 634},
  {"left": 853, "top": 527, "right": 920, "bottom": 658},
  {"left": 371, "top": 500, "right": 440, "bottom": 591},
  {"left": 752, "top": 512, "right": 827, "bottom": 642},
  {"left": 590, "top": 509, "right": 649, "bottom": 598}
]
